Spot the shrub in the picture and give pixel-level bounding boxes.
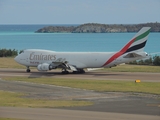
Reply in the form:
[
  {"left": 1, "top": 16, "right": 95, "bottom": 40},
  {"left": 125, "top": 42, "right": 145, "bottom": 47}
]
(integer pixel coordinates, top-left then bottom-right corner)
[{"left": 0, "top": 48, "right": 18, "bottom": 57}]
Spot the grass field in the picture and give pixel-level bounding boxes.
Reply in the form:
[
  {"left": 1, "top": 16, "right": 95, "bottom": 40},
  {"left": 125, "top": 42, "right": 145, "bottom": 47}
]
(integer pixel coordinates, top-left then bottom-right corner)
[
  {"left": 102, "top": 64, "right": 160, "bottom": 72},
  {"left": 0, "top": 118, "right": 25, "bottom": 120},
  {"left": 0, "top": 57, "right": 25, "bottom": 69},
  {"left": 3, "top": 77, "right": 160, "bottom": 95},
  {"left": 0, "top": 90, "right": 92, "bottom": 108}
]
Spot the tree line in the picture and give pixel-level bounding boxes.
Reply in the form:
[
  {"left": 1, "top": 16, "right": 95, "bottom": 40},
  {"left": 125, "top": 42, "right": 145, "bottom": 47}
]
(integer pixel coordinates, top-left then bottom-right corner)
[
  {"left": 0, "top": 48, "right": 18, "bottom": 57},
  {"left": 129, "top": 56, "right": 160, "bottom": 66}
]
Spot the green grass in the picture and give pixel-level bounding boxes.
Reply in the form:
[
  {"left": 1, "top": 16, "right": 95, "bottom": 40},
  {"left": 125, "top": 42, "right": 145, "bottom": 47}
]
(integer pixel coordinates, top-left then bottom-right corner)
[
  {"left": 102, "top": 64, "right": 160, "bottom": 73},
  {"left": 0, "top": 58, "right": 25, "bottom": 69},
  {"left": 0, "top": 118, "right": 25, "bottom": 120},
  {"left": 3, "top": 77, "right": 160, "bottom": 95},
  {"left": 0, "top": 90, "right": 92, "bottom": 108}
]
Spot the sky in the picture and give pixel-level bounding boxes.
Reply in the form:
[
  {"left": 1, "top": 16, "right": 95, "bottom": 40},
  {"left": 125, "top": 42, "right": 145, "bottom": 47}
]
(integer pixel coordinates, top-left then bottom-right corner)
[{"left": 0, "top": 0, "right": 160, "bottom": 24}]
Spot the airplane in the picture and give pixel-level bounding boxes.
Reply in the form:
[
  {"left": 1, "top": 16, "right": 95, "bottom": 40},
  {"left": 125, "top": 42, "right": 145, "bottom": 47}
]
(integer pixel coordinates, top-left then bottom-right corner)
[{"left": 14, "top": 27, "right": 151, "bottom": 74}]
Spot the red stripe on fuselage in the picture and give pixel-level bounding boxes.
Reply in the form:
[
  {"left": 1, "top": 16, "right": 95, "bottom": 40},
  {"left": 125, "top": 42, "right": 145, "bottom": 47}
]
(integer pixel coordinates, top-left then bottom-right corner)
[{"left": 102, "top": 38, "right": 136, "bottom": 67}]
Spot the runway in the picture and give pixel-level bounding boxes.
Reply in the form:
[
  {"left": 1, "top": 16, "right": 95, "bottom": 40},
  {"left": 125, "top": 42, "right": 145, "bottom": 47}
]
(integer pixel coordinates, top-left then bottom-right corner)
[
  {"left": 0, "top": 68, "right": 160, "bottom": 120},
  {"left": 0, "top": 68, "right": 160, "bottom": 82},
  {"left": 1, "top": 107, "right": 159, "bottom": 120}
]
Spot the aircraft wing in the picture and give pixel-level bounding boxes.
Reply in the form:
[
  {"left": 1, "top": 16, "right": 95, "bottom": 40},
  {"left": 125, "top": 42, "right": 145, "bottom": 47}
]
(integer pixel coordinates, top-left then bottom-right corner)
[
  {"left": 53, "top": 58, "right": 66, "bottom": 63},
  {"left": 52, "top": 58, "right": 78, "bottom": 71}
]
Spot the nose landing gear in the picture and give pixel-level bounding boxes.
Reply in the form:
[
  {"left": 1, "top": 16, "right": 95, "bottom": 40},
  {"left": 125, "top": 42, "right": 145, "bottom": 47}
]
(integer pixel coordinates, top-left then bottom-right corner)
[{"left": 26, "top": 66, "right": 30, "bottom": 72}]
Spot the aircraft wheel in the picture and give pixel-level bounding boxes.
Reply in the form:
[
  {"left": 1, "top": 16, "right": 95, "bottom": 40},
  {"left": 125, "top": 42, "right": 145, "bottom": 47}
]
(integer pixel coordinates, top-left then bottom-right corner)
[
  {"left": 79, "top": 69, "right": 85, "bottom": 73},
  {"left": 73, "top": 69, "right": 85, "bottom": 74},
  {"left": 72, "top": 71, "right": 77, "bottom": 74},
  {"left": 26, "top": 69, "right": 30, "bottom": 72},
  {"left": 62, "top": 70, "right": 69, "bottom": 74}
]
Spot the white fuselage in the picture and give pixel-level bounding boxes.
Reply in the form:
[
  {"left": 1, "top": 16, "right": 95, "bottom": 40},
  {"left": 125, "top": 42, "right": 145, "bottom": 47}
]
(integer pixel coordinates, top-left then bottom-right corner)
[{"left": 14, "top": 49, "right": 145, "bottom": 69}]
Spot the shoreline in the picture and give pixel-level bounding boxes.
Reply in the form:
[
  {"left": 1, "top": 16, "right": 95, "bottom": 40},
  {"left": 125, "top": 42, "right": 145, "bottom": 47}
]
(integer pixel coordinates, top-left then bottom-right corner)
[{"left": 35, "top": 22, "right": 160, "bottom": 33}]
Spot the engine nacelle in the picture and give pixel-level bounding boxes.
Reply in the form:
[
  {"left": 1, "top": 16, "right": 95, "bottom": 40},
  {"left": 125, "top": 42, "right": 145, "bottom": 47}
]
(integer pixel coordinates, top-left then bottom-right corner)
[{"left": 37, "top": 63, "right": 53, "bottom": 71}]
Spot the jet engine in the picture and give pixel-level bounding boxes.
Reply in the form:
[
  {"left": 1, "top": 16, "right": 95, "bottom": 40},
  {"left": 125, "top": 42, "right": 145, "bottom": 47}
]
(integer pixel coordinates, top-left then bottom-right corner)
[{"left": 37, "top": 63, "right": 54, "bottom": 71}]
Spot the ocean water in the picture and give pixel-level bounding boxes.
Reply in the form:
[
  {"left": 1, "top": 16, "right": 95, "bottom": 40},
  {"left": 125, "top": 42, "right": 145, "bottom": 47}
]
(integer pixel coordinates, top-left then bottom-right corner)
[{"left": 0, "top": 25, "right": 160, "bottom": 54}]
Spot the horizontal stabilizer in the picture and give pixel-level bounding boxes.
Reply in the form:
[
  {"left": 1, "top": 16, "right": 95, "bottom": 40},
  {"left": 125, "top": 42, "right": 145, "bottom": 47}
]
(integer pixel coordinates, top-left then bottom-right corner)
[
  {"left": 123, "top": 52, "right": 147, "bottom": 58},
  {"left": 123, "top": 53, "right": 141, "bottom": 58}
]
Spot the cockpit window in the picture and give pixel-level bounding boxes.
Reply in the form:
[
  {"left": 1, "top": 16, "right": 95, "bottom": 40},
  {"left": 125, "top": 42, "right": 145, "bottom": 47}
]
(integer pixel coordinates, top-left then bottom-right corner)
[{"left": 19, "top": 50, "right": 24, "bottom": 54}]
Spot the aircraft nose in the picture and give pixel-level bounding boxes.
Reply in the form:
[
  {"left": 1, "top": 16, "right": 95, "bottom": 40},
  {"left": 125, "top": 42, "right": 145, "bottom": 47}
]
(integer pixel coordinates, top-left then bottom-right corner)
[{"left": 14, "top": 56, "right": 20, "bottom": 63}]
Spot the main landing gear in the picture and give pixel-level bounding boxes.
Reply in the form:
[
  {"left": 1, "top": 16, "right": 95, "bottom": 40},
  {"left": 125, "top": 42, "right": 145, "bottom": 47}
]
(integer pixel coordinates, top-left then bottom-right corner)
[
  {"left": 26, "top": 66, "right": 30, "bottom": 72},
  {"left": 61, "top": 69, "right": 69, "bottom": 74},
  {"left": 72, "top": 69, "right": 85, "bottom": 74},
  {"left": 61, "top": 69, "right": 85, "bottom": 74}
]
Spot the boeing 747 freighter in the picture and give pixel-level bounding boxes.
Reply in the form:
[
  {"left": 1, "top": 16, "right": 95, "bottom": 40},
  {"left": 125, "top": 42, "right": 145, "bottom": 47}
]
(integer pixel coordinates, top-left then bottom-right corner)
[{"left": 14, "top": 27, "right": 151, "bottom": 74}]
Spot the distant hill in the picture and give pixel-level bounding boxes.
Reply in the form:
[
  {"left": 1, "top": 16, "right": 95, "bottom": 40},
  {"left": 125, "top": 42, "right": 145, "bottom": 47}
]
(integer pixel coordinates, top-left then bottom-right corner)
[{"left": 35, "top": 22, "right": 160, "bottom": 33}]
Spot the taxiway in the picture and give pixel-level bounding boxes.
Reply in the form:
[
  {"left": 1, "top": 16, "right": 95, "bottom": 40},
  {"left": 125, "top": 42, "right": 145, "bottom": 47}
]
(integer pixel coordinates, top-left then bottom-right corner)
[{"left": 0, "top": 68, "right": 160, "bottom": 82}]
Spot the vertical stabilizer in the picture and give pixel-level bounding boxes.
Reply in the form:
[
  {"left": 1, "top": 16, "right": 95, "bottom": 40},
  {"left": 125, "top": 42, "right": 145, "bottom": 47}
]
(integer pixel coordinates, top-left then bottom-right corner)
[{"left": 120, "top": 27, "right": 151, "bottom": 54}]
